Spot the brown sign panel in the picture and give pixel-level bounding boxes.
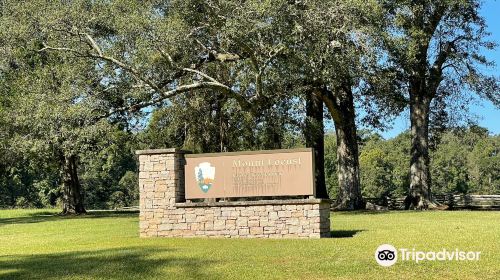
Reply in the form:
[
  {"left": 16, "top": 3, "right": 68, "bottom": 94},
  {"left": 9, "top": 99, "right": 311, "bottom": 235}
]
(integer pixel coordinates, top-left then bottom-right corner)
[{"left": 185, "top": 148, "right": 315, "bottom": 199}]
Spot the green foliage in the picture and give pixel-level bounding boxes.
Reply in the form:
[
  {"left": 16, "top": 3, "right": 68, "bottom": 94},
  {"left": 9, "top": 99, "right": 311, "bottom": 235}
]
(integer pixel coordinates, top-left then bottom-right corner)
[
  {"left": 431, "top": 132, "right": 472, "bottom": 194},
  {"left": 359, "top": 147, "right": 395, "bottom": 198},
  {"left": 468, "top": 136, "right": 500, "bottom": 194},
  {"left": 118, "top": 171, "right": 139, "bottom": 204},
  {"left": 324, "top": 134, "right": 338, "bottom": 198},
  {"left": 0, "top": 148, "right": 60, "bottom": 208},
  {"left": 322, "top": 126, "right": 498, "bottom": 199},
  {"left": 106, "top": 191, "right": 127, "bottom": 209},
  {"left": 381, "top": 132, "right": 412, "bottom": 197},
  {"left": 139, "top": 93, "right": 304, "bottom": 153},
  {"left": 80, "top": 129, "right": 137, "bottom": 209},
  {"left": 382, "top": 0, "right": 500, "bottom": 135},
  {"left": 325, "top": 130, "right": 411, "bottom": 199},
  {"left": 429, "top": 127, "right": 500, "bottom": 195},
  {"left": 0, "top": 0, "right": 498, "bottom": 210}
]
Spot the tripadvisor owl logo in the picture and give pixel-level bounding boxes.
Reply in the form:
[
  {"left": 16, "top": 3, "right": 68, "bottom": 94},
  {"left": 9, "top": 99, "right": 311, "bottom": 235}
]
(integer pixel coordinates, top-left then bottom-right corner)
[
  {"left": 375, "top": 244, "right": 481, "bottom": 267},
  {"left": 375, "top": 244, "right": 397, "bottom": 267},
  {"left": 195, "top": 162, "right": 215, "bottom": 193}
]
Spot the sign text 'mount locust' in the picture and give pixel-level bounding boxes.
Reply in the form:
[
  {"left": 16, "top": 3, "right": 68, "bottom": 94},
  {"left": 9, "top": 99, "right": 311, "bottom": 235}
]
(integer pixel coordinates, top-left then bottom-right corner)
[{"left": 184, "top": 148, "right": 315, "bottom": 199}]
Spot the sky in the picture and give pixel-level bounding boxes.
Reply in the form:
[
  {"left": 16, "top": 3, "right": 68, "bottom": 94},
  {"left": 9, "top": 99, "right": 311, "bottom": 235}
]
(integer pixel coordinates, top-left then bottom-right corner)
[{"left": 376, "top": 1, "right": 500, "bottom": 139}]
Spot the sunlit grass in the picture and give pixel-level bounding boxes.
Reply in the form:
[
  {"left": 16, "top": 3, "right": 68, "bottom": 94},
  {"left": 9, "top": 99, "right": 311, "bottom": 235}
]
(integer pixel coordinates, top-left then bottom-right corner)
[{"left": 0, "top": 209, "right": 498, "bottom": 279}]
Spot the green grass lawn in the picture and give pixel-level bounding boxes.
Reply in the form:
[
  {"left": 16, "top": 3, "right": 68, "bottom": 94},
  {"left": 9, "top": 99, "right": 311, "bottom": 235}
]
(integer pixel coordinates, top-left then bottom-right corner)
[{"left": 0, "top": 209, "right": 498, "bottom": 280}]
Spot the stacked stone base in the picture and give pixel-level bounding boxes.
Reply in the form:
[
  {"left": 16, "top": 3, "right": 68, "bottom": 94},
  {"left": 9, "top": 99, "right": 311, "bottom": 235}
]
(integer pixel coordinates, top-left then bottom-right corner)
[{"left": 140, "top": 200, "right": 331, "bottom": 238}]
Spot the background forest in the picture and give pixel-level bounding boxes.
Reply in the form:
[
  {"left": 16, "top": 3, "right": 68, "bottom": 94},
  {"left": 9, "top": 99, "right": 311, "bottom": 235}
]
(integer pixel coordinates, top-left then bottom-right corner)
[
  {"left": 0, "top": 0, "right": 499, "bottom": 211},
  {"left": 1, "top": 104, "right": 498, "bottom": 209}
]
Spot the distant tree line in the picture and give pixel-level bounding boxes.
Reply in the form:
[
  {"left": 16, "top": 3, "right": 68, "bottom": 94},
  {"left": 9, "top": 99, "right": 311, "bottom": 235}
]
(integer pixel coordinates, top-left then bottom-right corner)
[
  {"left": 0, "top": 120, "right": 498, "bottom": 209},
  {"left": 355, "top": 126, "right": 499, "bottom": 199}
]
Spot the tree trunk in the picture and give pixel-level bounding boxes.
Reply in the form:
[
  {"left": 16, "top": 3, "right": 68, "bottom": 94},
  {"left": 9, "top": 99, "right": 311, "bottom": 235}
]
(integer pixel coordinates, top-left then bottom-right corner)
[
  {"left": 319, "top": 86, "right": 364, "bottom": 210},
  {"left": 305, "top": 91, "right": 328, "bottom": 199},
  {"left": 334, "top": 113, "right": 364, "bottom": 210},
  {"left": 61, "top": 155, "right": 86, "bottom": 214},
  {"left": 263, "top": 108, "right": 282, "bottom": 150},
  {"left": 406, "top": 92, "right": 432, "bottom": 209}
]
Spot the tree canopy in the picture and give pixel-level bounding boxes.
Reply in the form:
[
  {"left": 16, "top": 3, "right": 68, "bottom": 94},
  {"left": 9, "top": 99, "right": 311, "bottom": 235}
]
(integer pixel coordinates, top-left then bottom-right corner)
[{"left": 0, "top": 0, "right": 498, "bottom": 212}]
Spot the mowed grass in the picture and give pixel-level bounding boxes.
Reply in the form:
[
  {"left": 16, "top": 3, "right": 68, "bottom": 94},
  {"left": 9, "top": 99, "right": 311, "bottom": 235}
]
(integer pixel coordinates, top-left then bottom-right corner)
[{"left": 0, "top": 209, "right": 499, "bottom": 280}]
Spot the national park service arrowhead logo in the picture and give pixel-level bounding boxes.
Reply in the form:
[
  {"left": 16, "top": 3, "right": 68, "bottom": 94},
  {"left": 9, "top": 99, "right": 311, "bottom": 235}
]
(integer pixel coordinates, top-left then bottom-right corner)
[{"left": 195, "top": 162, "right": 215, "bottom": 193}]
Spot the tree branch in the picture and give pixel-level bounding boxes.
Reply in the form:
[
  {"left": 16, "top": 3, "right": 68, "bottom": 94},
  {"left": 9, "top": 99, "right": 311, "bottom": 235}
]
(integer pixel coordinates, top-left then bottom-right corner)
[
  {"left": 429, "top": 41, "right": 455, "bottom": 94},
  {"left": 81, "top": 32, "right": 103, "bottom": 56},
  {"left": 425, "top": 4, "right": 447, "bottom": 39},
  {"left": 39, "top": 36, "right": 259, "bottom": 118},
  {"left": 103, "top": 80, "right": 253, "bottom": 117},
  {"left": 38, "top": 44, "right": 82, "bottom": 55}
]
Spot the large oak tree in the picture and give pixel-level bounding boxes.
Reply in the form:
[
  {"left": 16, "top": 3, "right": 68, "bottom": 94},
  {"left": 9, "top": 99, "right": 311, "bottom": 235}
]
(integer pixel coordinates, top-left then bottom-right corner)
[
  {"left": 382, "top": 0, "right": 499, "bottom": 208},
  {"left": 2, "top": 0, "right": 400, "bottom": 208}
]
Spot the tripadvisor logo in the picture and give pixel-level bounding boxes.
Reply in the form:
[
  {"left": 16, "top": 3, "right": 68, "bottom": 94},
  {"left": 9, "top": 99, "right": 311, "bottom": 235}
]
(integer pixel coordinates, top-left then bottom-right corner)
[
  {"left": 375, "top": 244, "right": 397, "bottom": 267},
  {"left": 375, "top": 244, "right": 481, "bottom": 267}
]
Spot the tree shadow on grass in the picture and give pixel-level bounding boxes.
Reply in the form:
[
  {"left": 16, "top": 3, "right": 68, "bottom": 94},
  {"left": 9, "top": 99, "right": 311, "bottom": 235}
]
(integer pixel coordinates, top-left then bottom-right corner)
[
  {"left": 329, "top": 230, "right": 365, "bottom": 238},
  {"left": 0, "top": 247, "right": 218, "bottom": 280},
  {"left": 0, "top": 210, "right": 138, "bottom": 227}
]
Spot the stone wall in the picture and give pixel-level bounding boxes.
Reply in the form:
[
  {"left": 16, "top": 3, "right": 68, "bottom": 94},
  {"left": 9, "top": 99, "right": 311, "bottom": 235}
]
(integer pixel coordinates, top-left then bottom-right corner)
[{"left": 138, "top": 149, "right": 331, "bottom": 238}]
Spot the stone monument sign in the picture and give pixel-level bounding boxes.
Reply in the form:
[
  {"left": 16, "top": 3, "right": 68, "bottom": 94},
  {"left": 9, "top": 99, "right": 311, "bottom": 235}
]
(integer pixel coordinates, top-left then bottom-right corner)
[{"left": 137, "top": 148, "right": 331, "bottom": 238}]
